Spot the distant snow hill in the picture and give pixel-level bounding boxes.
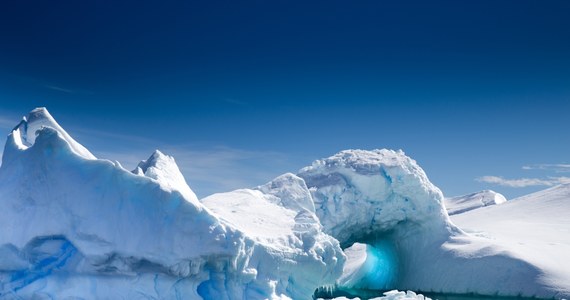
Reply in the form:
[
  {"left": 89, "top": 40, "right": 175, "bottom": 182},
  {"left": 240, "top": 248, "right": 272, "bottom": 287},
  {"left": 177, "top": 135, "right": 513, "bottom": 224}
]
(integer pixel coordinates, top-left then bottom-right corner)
[
  {"left": 445, "top": 190, "right": 507, "bottom": 215},
  {"left": 0, "top": 108, "right": 569, "bottom": 299},
  {"left": 451, "top": 184, "right": 570, "bottom": 298}
]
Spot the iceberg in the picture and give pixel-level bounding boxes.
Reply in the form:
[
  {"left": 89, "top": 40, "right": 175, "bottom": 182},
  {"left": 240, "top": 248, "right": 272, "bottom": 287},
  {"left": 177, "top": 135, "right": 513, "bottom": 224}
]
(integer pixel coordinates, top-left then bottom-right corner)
[
  {"left": 0, "top": 108, "right": 342, "bottom": 299},
  {"left": 1, "top": 107, "right": 569, "bottom": 299},
  {"left": 298, "top": 150, "right": 567, "bottom": 298}
]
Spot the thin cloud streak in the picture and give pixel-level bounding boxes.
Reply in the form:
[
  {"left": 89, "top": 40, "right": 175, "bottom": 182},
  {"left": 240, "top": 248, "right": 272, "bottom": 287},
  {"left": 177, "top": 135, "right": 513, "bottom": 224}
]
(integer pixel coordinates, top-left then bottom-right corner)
[
  {"left": 477, "top": 175, "right": 570, "bottom": 188},
  {"left": 44, "top": 84, "right": 75, "bottom": 94},
  {"left": 522, "top": 164, "right": 570, "bottom": 173}
]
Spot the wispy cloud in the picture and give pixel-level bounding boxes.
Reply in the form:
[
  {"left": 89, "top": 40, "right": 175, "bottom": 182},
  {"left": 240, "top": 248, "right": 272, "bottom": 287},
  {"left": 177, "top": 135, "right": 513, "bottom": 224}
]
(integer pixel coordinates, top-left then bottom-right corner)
[
  {"left": 477, "top": 175, "right": 570, "bottom": 188},
  {"left": 522, "top": 164, "right": 570, "bottom": 173},
  {"left": 44, "top": 84, "right": 75, "bottom": 94}
]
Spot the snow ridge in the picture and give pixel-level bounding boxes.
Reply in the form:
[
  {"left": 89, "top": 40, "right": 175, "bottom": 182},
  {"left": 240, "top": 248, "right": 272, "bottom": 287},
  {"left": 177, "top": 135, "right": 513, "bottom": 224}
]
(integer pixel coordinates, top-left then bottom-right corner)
[{"left": 445, "top": 190, "right": 507, "bottom": 215}]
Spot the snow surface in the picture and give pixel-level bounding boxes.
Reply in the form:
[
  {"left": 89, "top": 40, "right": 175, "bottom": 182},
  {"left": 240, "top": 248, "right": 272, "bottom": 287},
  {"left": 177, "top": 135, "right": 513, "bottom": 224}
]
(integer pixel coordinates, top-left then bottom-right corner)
[
  {"left": 0, "top": 109, "right": 342, "bottom": 299},
  {"left": 445, "top": 190, "right": 507, "bottom": 215},
  {"left": 451, "top": 184, "right": 570, "bottom": 298}
]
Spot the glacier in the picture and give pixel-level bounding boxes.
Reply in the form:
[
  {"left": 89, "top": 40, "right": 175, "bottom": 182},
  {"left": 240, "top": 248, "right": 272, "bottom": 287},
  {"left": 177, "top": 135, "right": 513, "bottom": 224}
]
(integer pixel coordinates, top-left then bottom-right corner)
[{"left": 1, "top": 107, "right": 569, "bottom": 299}]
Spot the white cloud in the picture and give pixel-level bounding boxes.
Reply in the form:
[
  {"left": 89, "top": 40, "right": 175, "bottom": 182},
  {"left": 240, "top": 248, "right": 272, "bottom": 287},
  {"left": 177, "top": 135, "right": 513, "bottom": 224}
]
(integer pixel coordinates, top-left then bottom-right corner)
[
  {"left": 522, "top": 164, "right": 570, "bottom": 173},
  {"left": 477, "top": 175, "right": 570, "bottom": 188}
]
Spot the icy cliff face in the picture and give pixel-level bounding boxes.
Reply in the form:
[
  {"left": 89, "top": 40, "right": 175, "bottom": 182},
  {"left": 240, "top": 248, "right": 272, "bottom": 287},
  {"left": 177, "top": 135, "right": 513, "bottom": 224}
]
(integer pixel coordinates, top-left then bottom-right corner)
[
  {"left": 445, "top": 190, "right": 507, "bottom": 215},
  {"left": 0, "top": 109, "right": 342, "bottom": 299},
  {"left": 298, "top": 149, "right": 453, "bottom": 247}
]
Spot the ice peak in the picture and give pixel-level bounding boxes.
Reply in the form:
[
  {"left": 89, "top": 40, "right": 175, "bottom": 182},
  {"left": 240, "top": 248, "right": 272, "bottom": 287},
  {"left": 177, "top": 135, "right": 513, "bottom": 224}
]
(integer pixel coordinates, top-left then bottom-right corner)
[
  {"left": 28, "top": 107, "right": 51, "bottom": 120},
  {"left": 3, "top": 107, "right": 96, "bottom": 164},
  {"left": 137, "top": 149, "right": 166, "bottom": 172},
  {"left": 135, "top": 150, "right": 199, "bottom": 204}
]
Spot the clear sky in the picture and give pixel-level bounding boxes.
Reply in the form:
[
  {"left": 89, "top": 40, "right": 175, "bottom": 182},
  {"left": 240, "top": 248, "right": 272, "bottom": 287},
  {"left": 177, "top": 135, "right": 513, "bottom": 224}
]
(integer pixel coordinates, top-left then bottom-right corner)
[{"left": 1, "top": 1, "right": 569, "bottom": 198}]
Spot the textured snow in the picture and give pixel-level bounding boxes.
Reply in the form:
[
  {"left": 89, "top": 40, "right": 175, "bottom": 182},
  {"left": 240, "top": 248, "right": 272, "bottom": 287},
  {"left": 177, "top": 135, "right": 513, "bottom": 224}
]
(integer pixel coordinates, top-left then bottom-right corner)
[
  {"left": 0, "top": 108, "right": 342, "bottom": 299},
  {"left": 445, "top": 190, "right": 507, "bottom": 215}
]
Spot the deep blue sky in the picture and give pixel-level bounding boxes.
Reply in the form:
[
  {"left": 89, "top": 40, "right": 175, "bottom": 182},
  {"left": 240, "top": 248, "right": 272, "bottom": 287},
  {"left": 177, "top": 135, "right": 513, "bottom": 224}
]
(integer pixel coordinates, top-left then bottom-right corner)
[{"left": 1, "top": 1, "right": 569, "bottom": 198}]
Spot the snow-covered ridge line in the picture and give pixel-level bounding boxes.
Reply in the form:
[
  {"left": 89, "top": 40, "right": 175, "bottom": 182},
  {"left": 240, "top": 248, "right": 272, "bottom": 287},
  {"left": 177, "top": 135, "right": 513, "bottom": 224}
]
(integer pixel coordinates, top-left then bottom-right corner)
[{"left": 445, "top": 190, "right": 507, "bottom": 215}]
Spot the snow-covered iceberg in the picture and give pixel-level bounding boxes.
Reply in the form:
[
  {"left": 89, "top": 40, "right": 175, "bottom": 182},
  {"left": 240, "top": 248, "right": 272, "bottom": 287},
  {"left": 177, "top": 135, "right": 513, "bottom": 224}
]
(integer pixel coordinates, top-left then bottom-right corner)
[
  {"left": 0, "top": 108, "right": 343, "bottom": 299},
  {"left": 1, "top": 108, "right": 569, "bottom": 299},
  {"left": 445, "top": 190, "right": 507, "bottom": 215},
  {"left": 298, "top": 150, "right": 567, "bottom": 298}
]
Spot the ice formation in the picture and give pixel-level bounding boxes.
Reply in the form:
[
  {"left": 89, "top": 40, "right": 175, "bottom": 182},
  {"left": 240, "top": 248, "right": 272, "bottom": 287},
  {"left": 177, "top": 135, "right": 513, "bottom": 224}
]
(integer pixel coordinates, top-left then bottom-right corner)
[
  {"left": 0, "top": 108, "right": 342, "bottom": 299},
  {"left": 444, "top": 190, "right": 507, "bottom": 215},
  {"left": 318, "top": 290, "right": 432, "bottom": 300},
  {"left": 1, "top": 107, "right": 569, "bottom": 299},
  {"left": 299, "top": 150, "right": 568, "bottom": 298}
]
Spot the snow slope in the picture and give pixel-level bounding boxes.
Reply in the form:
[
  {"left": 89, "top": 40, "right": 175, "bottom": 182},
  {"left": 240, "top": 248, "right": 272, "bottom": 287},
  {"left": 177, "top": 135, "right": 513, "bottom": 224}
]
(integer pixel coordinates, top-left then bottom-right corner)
[
  {"left": 451, "top": 184, "right": 570, "bottom": 298},
  {"left": 445, "top": 190, "right": 507, "bottom": 215},
  {"left": 299, "top": 150, "right": 567, "bottom": 298},
  {"left": 0, "top": 108, "right": 342, "bottom": 299}
]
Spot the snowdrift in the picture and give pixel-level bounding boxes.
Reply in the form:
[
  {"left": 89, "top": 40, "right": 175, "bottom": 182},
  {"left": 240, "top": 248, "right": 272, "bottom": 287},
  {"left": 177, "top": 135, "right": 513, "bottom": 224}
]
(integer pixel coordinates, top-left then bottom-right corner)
[{"left": 0, "top": 108, "right": 343, "bottom": 299}]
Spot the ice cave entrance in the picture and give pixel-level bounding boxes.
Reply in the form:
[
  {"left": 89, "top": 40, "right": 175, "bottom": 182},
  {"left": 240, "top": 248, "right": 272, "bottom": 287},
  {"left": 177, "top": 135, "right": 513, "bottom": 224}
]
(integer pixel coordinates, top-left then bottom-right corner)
[{"left": 359, "top": 239, "right": 398, "bottom": 290}]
